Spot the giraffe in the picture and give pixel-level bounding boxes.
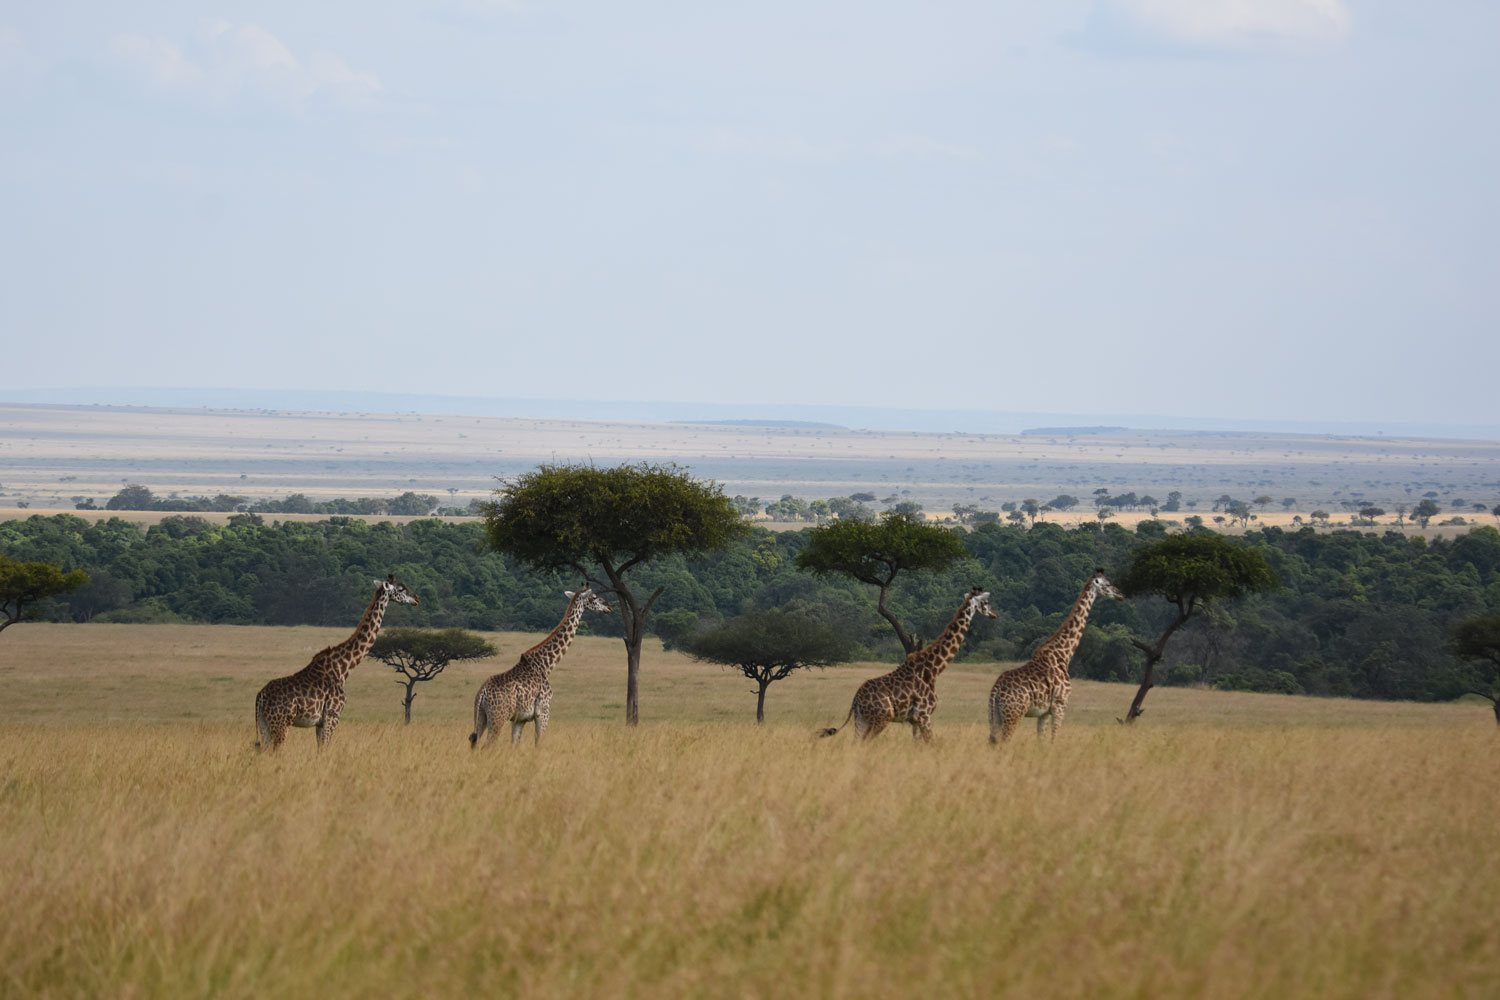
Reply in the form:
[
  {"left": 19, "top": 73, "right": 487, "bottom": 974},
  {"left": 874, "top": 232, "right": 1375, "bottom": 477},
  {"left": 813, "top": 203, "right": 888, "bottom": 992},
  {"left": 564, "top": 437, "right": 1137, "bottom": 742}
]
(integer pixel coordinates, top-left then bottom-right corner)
[
  {"left": 820, "top": 586, "right": 996, "bottom": 742},
  {"left": 254, "top": 574, "right": 420, "bottom": 751},
  {"left": 988, "top": 568, "right": 1123, "bottom": 743},
  {"left": 469, "top": 585, "right": 613, "bottom": 748}
]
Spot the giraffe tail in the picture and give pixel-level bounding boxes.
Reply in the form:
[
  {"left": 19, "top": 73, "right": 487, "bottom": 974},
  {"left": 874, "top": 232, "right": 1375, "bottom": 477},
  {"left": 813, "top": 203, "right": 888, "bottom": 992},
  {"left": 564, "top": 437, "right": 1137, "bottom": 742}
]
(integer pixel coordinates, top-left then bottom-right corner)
[
  {"left": 469, "top": 692, "right": 485, "bottom": 749},
  {"left": 254, "top": 692, "right": 270, "bottom": 751},
  {"left": 818, "top": 705, "right": 855, "bottom": 739}
]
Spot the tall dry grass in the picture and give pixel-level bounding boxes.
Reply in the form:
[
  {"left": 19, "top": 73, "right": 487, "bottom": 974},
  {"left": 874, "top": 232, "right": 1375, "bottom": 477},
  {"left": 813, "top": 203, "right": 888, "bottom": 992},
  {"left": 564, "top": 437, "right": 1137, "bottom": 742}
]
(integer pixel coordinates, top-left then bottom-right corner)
[
  {"left": 3, "top": 723, "right": 1498, "bottom": 999},
  {"left": 2, "top": 624, "right": 1499, "bottom": 998}
]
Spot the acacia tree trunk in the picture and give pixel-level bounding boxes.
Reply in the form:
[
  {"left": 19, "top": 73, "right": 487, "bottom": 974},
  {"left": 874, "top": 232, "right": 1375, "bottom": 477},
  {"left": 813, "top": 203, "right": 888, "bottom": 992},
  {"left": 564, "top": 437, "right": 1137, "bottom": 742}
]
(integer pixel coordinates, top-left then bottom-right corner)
[
  {"left": 601, "top": 562, "right": 662, "bottom": 727},
  {"left": 756, "top": 680, "right": 768, "bottom": 724},
  {"left": 876, "top": 582, "right": 918, "bottom": 655},
  {"left": 1123, "top": 601, "right": 1194, "bottom": 725},
  {"left": 402, "top": 682, "right": 416, "bottom": 724}
]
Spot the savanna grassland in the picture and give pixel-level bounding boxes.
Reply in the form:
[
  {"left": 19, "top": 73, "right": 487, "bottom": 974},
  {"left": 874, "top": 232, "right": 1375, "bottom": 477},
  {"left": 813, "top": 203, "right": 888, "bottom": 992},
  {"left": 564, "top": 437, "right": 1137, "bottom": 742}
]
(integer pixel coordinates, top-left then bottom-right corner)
[{"left": 3, "top": 624, "right": 1498, "bottom": 999}]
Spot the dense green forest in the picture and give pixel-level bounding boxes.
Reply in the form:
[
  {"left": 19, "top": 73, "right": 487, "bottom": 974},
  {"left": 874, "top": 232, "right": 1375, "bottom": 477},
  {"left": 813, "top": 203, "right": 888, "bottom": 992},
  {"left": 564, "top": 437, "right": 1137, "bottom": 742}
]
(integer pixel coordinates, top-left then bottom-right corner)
[{"left": 4, "top": 512, "right": 1498, "bottom": 703}]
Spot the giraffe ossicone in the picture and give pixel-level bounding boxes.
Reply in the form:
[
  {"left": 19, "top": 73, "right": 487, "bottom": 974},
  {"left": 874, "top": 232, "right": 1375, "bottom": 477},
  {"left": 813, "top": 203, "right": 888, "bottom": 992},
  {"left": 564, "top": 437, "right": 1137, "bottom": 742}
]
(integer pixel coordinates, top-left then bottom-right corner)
[
  {"left": 470, "top": 585, "right": 612, "bottom": 748},
  {"left": 254, "top": 574, "right": 420, "bottom": 752},
  {"left": 988, "top": 568, "right": 1123, "bottom": 743},
  {"left": 820, "top": 586, "right": 996, "bottom": 742}
]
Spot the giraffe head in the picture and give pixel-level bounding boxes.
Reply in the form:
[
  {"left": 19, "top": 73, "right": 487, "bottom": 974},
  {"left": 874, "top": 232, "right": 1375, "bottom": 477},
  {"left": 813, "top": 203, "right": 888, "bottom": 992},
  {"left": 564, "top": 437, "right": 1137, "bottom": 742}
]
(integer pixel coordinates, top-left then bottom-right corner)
[
  {"left": 968, "top": 586, "right": 998, "bottom": 619},
  {"left": 565, "top": 585, "right": 613, "bottom": 615},
  {"left": 376, "top": 574, "right": 421, "bottom": 606},
  {"left": 1089, "top": 569, "right": 1124, "bottom": 602}
]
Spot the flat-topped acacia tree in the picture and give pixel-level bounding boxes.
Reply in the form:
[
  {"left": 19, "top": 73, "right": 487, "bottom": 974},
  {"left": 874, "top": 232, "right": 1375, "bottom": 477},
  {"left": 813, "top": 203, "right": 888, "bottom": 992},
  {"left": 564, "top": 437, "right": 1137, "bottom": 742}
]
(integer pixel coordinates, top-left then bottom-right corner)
[
  {"left": 0, "top": 556, "right": 87, "bottom": 635},
  {"left": 1116, "top": 533, "right": 1279, "bottom": 724},
  {"left": 795, "top": 511, "right": 967, "bottom": 655},
  {"left": 480, "top": 463, "right": 748, "bottom": 725}
]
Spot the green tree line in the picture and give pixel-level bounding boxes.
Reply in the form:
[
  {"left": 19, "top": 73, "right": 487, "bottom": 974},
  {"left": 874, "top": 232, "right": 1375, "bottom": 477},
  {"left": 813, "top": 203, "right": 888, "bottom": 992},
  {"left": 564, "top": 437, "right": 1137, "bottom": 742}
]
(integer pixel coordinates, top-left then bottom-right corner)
[{"left": 4, "top": 512, "right": 1499, "bottom": 704}]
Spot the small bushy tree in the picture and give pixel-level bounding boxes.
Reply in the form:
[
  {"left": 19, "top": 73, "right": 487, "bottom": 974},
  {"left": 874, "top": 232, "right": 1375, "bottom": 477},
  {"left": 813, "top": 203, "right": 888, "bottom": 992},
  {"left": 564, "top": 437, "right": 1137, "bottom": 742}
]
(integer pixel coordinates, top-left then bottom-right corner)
[
  {"left": 370, "top": 627, "right": 497, "bottom": 723},
  {"left": 681, "top": 610, "right": 852, "bottom": 723}
]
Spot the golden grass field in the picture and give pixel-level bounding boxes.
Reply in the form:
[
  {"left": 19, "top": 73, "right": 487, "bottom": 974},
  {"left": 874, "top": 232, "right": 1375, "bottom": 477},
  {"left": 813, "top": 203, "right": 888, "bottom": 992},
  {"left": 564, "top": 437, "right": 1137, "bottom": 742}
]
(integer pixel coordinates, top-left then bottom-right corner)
[{"left": 3, "top": 623, "right": 1498, "bottom": 998}]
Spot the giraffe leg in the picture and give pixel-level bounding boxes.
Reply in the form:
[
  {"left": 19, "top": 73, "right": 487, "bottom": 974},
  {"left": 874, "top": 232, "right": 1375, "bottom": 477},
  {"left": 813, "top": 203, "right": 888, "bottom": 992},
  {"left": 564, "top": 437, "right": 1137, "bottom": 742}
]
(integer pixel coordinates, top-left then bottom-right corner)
[
  {"left": 510, "top": 720, "right": 525, "bottom": 745},
  {"left": 316, "top": 711, "right": 340, "bottom": 750},
  {"left": 535, "top": 693, "right": 551, "bottom": 746},
  {"left": 911, "top": 714, "right": 933, "bottom": 743},
  {"left": 1036, "top": 711, "right": 1048, "bottom": 739},
  {"left": 1049, "top": 700, "right": 1066, "bottom": 741},
  {"left": 988, "top": 693, "right": 1003, "bottom": 745},
  {"left": 998, "top": 703, "right": 1023, "bottom": 743}
]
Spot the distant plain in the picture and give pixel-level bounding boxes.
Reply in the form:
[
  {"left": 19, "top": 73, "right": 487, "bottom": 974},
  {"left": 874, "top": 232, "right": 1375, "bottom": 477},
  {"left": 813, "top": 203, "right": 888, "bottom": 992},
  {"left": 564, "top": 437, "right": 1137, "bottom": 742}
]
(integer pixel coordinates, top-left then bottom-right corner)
[{"left": 3, "top": 402, "right": 1499, "bottom": 527}]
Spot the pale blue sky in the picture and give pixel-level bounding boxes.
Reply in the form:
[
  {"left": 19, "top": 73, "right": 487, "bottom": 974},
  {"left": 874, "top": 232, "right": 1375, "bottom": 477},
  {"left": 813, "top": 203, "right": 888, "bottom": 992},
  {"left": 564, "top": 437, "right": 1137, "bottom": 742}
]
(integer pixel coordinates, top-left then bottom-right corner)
[{"left": 2, "top": 1, "right": 1496, "bottom": 427}]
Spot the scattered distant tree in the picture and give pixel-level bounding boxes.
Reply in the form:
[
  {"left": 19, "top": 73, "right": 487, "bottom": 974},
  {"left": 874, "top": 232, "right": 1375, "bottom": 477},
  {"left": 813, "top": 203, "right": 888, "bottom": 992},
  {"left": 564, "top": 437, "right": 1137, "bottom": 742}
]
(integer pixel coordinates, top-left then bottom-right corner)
[
  {"left": 1450, "top": 615, "right": 1500, "bottom": 727},
  {"left": 681, "top": 609, "right": 853, "bottom": 723},
  {"left": 1226, "top": 501, "right": 1253, "bottom": 528},
  {"left": 1254, "top": 495, "right": 1274, "bottom": 512},
  {"left": 481, "top": 462, "right": 748, "bottom": 725},
  {"left": 1472, "top": 503, "right": 1488, "bottom": 514},
  {"left": 1358, "top": 506, "right": 1386, "bottom": 526},
  {"left": 1214, "top": 494, "right": 1234, "bottom": 512},
  {"left": 1393, "top": 504, "right": 1408, "bottom": 529},
  {"left": 387, "top": 492, "right": 439, "bottom": 516},
  {"left": 0, "top": 556, "right": 88, "bottom": 635},
  {"left": 1161, "top": 491, "right": 1182, "bottom": 513},
  {"left": 796, "top": 511, "right": 966, "bottom": 655},
  {"left": 1097, "top": 507, "right": 1114, "bottom": 522},
  {"left": 889, "top": 500, "right": 925, "bottom": 519},
  {"left": 729, "top": 495, "right": 763, "bottom": 517},
  {"left": 1021, "top": 498, "right": 1041, "bottom": 525},
  {"left": 1310, "top": 510, "right": 1330, "bottom": 527},
  {"left": 1185, "top": 515, "right": 1205, "bottom": 529},
  {"left": 1116, "top": 534, "right": 1279, "bottom": 724},
  {"left": 1213, "top": 516, "right": 1227, "bottom": 528},
  {"left": 850, "top": 492, "right": 877, "bottom": 503},
  {"left": 1492, "top": 503, "right": 1500, "bottom": 525},
  {"left": 1007, "top": 510, "right": 1028, "bottom": 527},
  {"left": 1412, "top": 498, "right": 1441, "bottom": 529},
  {"left": 1048, "top": 494, "right": 1079, "bottom": 512},
  {"left": 105, "top": 484, "right": 156, "bottom": 510},
  {"left": 369, "top": 627, "right": 497, "bottom": 723},
  {"left": 765, "top": 494, "right": 812, "bottom": 522},
  {"left": 1281, "top": 497, "right": 1296, "bottom": 510},
  {"left": 1139, "top": 495, "right": 1159, "bottom": 510}
]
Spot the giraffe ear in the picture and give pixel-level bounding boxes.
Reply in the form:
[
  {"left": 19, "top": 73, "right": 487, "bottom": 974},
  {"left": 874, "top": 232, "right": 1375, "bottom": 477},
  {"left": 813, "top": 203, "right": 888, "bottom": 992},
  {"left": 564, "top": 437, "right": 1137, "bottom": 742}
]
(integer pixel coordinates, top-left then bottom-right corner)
[{"left": 564, "top": 590, "right": 576, "bottom": 599}]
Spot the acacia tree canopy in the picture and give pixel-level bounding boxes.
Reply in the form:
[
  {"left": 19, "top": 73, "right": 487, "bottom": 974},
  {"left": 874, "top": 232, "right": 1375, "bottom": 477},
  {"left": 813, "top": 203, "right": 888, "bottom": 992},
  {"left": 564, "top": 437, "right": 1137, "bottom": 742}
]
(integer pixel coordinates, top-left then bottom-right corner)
[
  {"left": 0, "top": 556, "right": 88, "bottom": 634},
  {"left": 795, "top": 511, "right": 967, "bottom": 654},
  {"left": 480, "top": 462, "right": 748, "bottom": 725}
]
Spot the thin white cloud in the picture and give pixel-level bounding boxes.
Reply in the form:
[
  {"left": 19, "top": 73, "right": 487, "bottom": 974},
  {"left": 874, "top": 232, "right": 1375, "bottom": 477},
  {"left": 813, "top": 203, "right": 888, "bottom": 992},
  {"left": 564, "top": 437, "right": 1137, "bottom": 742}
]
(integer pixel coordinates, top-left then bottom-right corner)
[
  {"left": 1111, "top": 0, "right": 1352, "bottom": 49},
  {"left": 110, "top": 33, "right": 204, "bottom": 86},
  {"left": 110, "top": 21, "right": 380, "bottom": 108},
  {"left": 874, "top": 133, "right": 984, "bottom": 163},
  {"left": 699, "top": 128, "right": 845, "bottom": 164}
]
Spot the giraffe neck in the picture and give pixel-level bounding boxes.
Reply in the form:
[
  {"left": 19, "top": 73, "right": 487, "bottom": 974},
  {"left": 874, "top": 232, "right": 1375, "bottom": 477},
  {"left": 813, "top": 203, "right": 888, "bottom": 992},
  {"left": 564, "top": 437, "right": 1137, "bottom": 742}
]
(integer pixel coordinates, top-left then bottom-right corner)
[
  {"left": 1033, "top": 583, "right": 1099, "bottom": 671},
  {"left": 910, "top": 597, "right": 977, "bottom": 682},
  {"left": 329, "top": 587, "right": 392, "bottom": 683},
  {"left": 523, "top": 594, "right": 586, "bottom": 676}
]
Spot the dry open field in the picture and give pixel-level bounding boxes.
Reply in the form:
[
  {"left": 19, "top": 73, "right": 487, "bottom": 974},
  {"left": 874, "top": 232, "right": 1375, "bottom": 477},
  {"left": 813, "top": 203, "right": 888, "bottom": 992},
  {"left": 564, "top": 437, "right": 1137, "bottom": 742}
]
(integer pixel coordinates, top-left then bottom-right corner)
[
  {"left": 3, "top": 402, "right": 1499, "bottom": 527},
  {"left": 3, "top": 622, "right": 1498, "bottom": 998}
]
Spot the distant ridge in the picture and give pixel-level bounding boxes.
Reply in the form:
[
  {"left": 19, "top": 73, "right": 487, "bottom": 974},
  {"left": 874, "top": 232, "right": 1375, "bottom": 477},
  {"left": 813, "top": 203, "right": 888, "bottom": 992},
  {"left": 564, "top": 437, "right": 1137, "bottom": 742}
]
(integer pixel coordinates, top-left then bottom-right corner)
[
  {"left": 1021, "top": 426, "right": 1128, "bottom": 436},
  {"left": 680, "top": 420, "right": 847, "bottom": 430},
  {"left": 5, "top": 386, "right": 1499, "bottom": 441}
]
